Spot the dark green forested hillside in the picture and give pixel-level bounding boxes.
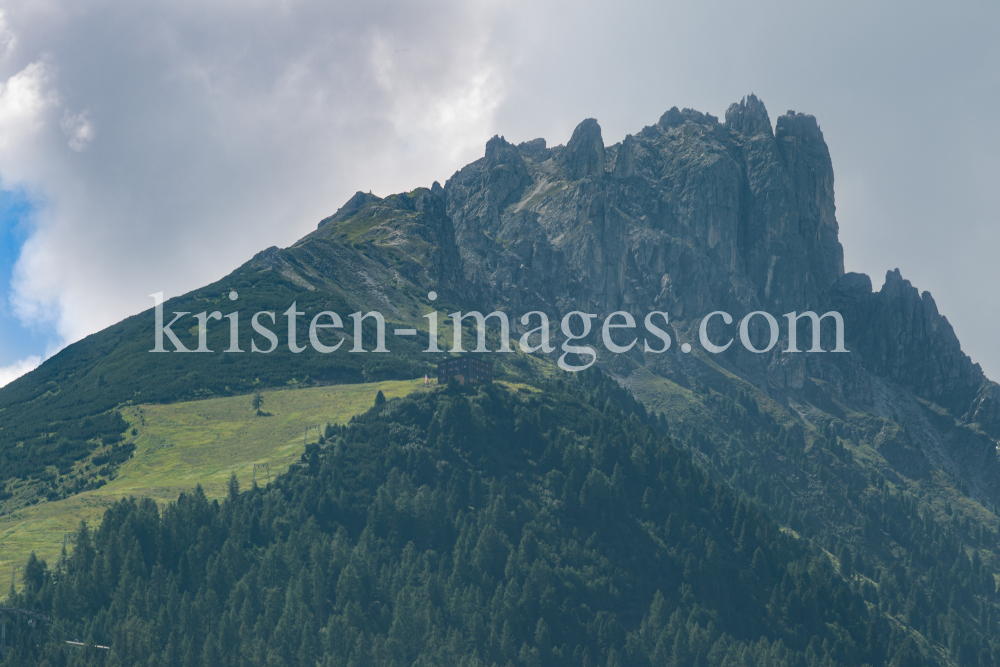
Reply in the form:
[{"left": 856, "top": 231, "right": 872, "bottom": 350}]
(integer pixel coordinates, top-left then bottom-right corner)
[
  {"left": 663, "top": 382, "right": 1000, "bottom": 667},
  {"left": 2, "top": 372, "right": 903, "bottom": 667}
]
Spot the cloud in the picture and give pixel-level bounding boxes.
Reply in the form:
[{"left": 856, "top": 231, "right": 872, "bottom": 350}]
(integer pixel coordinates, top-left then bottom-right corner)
[
  {"left": 0, "top": 0, "right": 505, "bottom": 352},
  {"left": 60, "top": 109, "right": 93, "bottom": 152},
  {"left": 0, "top": 58, "right": 59, "bottom": 179},
  {"left": 0, "top": 11, "right": 16, "bottom": 61},
  {"left": 0, "top": 354, "right": 40, "bottom": 388}
]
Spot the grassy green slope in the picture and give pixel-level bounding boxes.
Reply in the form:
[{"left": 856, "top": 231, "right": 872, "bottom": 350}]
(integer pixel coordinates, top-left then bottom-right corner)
[
  {"left": 0, "top": 380, "right": 427, "bottom": 592},
  {"left": 0, "top": 200, "right": 467, "bottom": 492}
]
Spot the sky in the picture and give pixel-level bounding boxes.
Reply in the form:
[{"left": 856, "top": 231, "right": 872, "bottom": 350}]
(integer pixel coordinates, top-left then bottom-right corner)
[{"left": 0, "top": 0, "right": 998, "bottom": 387}]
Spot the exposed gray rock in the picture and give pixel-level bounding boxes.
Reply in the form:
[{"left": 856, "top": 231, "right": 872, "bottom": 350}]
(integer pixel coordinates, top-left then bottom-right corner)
[
  {"left": 560, "top": 118, "right": 606, "bottom": 180},
  {"left": 308, "top": 94, "right": 1000, "bottom": 501},
  {"left": 725, "top": 93, "right": 772, "bottom": 137},
  {"left": 444, "top": 98, "right": 845, "bottom": 323},
  {"left": 517, "top": 138, "right": 550, "bottom": 161}
]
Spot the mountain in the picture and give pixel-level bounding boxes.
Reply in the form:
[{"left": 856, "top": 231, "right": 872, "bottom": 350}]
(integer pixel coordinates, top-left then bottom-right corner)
[
  {"left": 2, "top": 94, "right": 1000, "bottom": 666},
  {"left": 254, "top": 93, "right": 1000, "bottom": 506},
  {"left": 439, "top": 95, "right": 1000, "bottom": 506},
  {"left": 4, "top": 94, "right": 996, "bottom": 505}
]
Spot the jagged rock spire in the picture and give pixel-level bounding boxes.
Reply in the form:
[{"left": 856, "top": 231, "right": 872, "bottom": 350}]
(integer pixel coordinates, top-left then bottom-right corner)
[
  {"left": 725, "top": 94, "right": 772, "bottom": 136},
  {"left": 562, "top": 118, "right": 605, "bottom": 179}
]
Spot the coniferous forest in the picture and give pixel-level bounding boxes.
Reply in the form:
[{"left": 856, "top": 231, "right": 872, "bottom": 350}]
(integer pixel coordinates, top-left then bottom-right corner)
[{"left": 3, "top": 371, "right": 995, "bottom": 666}]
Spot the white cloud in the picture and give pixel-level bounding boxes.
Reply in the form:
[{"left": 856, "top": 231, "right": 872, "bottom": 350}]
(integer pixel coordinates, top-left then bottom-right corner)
[
  {"left": 0, "top": 11, "right": 16, "bottom": 61},
  {"left": 60, "top": 109, "right": 93, "bottom": 152},
  {"left": 0, "top": 58, "right": 59, "bottom": 177},
  {"left": 0, "top": 0, "right": 506, "bottom": 351},
  {"left": 0, "top": 354, "right": 40, "bottom": 388}
]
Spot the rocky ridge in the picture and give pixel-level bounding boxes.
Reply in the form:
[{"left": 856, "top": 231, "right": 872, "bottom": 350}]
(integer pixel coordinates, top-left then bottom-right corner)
[{"left": 304, "top": 93, "right": 1000, "bottom": 503}]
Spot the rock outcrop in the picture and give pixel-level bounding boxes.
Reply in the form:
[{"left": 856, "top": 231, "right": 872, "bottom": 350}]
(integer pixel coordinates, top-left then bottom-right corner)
[
  {"left": 442, "top": 96, "right": 846, "bottom": 322},
  {"left": 308, "top": 94, "right": 1000, "bottom": 501}
]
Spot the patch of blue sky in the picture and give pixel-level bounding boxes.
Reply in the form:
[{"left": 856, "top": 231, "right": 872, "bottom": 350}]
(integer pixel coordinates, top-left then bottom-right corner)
[{"left": 0, "top": 189, "right": 56, "bottom": 366}]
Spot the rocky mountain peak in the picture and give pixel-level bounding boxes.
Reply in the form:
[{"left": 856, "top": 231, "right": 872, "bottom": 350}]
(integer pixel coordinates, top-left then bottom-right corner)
[
  {"left": 484, "top": 134, "right": 518, "bottom": 166},
  {"left": 832, "top": 271, "right": 873, "bottom": 297},
  {"left": 561, "top": 118, "right": 605, "bottom": 179},
  {"left": 613, "top": 134, "right": 638, "bottom": 179},
  {"left": 480, "top": 134, "right": 532, "bottom": 225},
  {"left": 316, "top": 190, "right": 379, "bottom": 228},
  {"left": 293, "top": 97, "right": 1000, "bottom": 501},
  {"left": 725, "top": 93, "right": 772, "bottom": 136},
  {"left": 658, "top": 106, "right": 721, "bottom": 130},
  {"left": 658, "top": 106, "right": 683, "bottom": 129},
  {"left": 775, "top": 110, "right": 824, "bottom": 141},
  {"left": 441, "top": 96, "right": 850, "bottom": 317},
  {"left": 516, "top": 138, "right": 549, "bottom": 161}
]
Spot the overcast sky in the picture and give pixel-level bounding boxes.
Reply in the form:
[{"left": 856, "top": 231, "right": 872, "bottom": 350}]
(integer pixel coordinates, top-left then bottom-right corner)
[{"left": 0, "top": 0, "right": 998, "bottom": 387}]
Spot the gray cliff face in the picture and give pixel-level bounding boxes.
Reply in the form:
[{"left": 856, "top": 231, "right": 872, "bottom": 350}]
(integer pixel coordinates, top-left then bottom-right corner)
[
  {"left": 444, "top": 94, "right": 844, "bottom": 322},
  {"left": 830, "top": 270, "right": 985, "bottom": 421},
  {"left": 823, "top": 270, "right": 999, "bottom": 496},
  {"left": 305, "top": 94, "right": 1000, "bottom": 502}
]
